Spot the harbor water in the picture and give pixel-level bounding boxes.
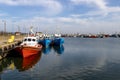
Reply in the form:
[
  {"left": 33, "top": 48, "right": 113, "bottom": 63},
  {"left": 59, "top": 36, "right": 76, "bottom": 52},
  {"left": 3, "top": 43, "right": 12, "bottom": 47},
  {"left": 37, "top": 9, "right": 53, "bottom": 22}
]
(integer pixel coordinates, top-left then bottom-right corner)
[{"left": 0, "top": 37, "right": 120, "bottom": 80}]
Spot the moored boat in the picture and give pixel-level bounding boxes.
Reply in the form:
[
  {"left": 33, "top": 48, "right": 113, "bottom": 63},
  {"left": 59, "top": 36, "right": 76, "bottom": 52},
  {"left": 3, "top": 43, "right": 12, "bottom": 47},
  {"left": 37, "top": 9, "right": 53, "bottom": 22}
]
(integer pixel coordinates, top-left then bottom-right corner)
[
  {"left": 14, "top": 36, "right": 42, "bottom": 58},
  {"left": 52, "top": 34, "right": 64, "bottom": 46},
  {"left": 38, "top": 34, "right": 52, "bottom": 47}
]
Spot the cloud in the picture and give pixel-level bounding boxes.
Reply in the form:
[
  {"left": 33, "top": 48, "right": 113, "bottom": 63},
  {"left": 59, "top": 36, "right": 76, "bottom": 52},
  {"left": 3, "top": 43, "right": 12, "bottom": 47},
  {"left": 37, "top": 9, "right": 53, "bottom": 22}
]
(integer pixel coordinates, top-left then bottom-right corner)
[
  {"left": 71, "top": 0, "right": 120, "bottom": 17},
  {"left": 71, "top": 0, "right": 107, "bottom": 10},
  {"left": 0, "top": 0, "right": 63, "bottom": 15},
  {"left": 0, "top": 0, "right": 58, "bottom": 6},
  {"left": 0, "top": 13, "right": 6, "bottom": 17},
  {"left": 30, "top": 17, "right": 88, "bottom": 25},
  {"left": 3, "top": 14, "right": 120, "bottom": 34},
  {"left": 17, "top": 14, "right": 120, "bottom": 33},
  {"left": 1, "top": 0, "right": 120, "bottom": 34},
  {"left": 0, "top": 11, "right": 9, "bottom": 18}
]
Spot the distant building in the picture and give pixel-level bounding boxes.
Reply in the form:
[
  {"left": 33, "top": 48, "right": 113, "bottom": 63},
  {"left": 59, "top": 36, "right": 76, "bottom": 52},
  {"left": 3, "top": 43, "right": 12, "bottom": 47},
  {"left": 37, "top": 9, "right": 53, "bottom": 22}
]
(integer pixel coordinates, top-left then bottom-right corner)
[
  {"left": 36, "top": 32, "right": 42, "bottom": 36},
  {"left": 15, "top": 32, "right": 21, "bottom": 35}
]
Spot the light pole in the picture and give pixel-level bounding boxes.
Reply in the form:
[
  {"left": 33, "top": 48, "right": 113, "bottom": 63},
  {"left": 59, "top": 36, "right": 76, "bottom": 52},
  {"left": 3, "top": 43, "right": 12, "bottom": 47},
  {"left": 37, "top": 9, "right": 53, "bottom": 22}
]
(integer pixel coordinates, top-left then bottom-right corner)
[
  {"left": 2, "top": 20, "right": 6, "bottom": 40},
  {"left": 2, "top": 20, "right": 6, "bottom": 35}
]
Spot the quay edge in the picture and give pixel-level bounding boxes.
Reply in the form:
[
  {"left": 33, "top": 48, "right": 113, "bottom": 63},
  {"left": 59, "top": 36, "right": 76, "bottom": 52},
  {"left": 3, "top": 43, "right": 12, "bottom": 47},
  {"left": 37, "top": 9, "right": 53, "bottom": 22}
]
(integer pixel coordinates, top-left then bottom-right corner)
[{"left": 0, "top": 41, "right": 22, "bottom": 60}]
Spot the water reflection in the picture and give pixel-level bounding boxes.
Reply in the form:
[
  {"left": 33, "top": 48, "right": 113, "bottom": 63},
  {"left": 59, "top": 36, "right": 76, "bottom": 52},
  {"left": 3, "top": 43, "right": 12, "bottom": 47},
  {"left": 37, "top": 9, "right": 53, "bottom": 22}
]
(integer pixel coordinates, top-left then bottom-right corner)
[
  {"left": 53, "top": 45, "right": 64, "bottom": 55},
  {"left": 42, "top": 46, "right": 52, "bottom": 55},
  {"left": 0, "top": 52, "right": 42, "bottom": 73},
  {"left": 1, "top": 38, "right": 120, "bottom": 80},
  {"left": 0, "top": 44, "right": 65, "bottom": 73},
  {"left": 14, "top": 53, "right": 42, "bottom": 71},
  {"left": 42, "top": 45, "right": 64, "bottom": 55},
  {"left": 0, "top": 57, "right": 14, "bottom": 73}
]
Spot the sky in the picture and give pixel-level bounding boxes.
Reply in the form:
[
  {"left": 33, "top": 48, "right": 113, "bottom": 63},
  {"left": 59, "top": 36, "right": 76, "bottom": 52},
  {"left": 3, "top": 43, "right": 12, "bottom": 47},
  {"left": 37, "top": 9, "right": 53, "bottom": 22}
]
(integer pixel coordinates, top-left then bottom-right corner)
[{"left": 0, "top": 0, "right": 120, "bottom": 34}]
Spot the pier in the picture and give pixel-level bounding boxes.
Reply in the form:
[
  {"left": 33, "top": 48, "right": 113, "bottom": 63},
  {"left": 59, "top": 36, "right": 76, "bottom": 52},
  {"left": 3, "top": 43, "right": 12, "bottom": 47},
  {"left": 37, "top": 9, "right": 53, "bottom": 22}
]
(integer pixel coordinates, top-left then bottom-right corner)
[{"left": 0, "top": 35, "right": 25, "bottom": 60}]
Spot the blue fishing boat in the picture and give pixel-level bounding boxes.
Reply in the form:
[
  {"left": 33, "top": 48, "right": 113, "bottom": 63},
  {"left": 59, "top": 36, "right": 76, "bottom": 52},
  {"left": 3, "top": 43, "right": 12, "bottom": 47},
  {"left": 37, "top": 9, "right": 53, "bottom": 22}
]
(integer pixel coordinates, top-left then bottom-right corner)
[
  {"left": 41, "top": 38, "right": 51, "bottom": 47},
  {"left": 52, "top": 34, "right": 64, "bottom": 46},
  {"left": 38, "top": 34, "right": 52, "bottom": 47}
]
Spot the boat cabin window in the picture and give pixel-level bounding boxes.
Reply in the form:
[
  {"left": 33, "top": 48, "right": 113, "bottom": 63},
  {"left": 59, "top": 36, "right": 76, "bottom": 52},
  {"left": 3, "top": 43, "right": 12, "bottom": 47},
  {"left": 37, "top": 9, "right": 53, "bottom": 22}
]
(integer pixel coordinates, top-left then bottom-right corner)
[
  {"left": 28, "top": 38, "right": 31, "bottom": 41},
  {"left": 23, "top": 38, "right": 36, "bottom": 42},
  {"left": 32, "top": 39, "right": 36, "bottom": 41},
  {"left": 24, "top": 39, "right": 27, "bottom": 41}
]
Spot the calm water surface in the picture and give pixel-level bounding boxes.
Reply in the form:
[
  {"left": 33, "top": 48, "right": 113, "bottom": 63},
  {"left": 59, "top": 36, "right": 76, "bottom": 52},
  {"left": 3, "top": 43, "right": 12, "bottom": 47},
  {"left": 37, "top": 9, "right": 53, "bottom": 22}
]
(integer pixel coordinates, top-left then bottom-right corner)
[{"left": 0, "top": 38, "right": 120, "bottom": 80}]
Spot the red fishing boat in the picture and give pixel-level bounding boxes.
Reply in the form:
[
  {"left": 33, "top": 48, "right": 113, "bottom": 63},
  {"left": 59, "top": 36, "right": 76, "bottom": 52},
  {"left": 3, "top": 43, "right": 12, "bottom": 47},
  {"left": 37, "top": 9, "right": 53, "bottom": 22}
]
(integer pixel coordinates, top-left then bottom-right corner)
[{"left": 15, "top": 36, "right": 42, "bottom": 58}]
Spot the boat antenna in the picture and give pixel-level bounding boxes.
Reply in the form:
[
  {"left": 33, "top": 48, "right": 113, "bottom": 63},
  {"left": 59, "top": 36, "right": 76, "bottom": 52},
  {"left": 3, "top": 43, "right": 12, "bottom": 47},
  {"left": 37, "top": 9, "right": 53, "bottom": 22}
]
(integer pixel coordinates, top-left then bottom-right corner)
[
  {"left": 29, "top": 26, "right": 35, "bottom": 36},
  {"left": 30, "top": 26, "right": 35, "bottom": 34}
]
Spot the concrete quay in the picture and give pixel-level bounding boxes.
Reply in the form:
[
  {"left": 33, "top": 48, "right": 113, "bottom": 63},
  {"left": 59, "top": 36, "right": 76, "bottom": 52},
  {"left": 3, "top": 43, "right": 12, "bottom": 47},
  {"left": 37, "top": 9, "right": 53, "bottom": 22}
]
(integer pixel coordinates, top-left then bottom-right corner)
[{"left": 0, "top": 38, "right": 23, "bottom": 60}]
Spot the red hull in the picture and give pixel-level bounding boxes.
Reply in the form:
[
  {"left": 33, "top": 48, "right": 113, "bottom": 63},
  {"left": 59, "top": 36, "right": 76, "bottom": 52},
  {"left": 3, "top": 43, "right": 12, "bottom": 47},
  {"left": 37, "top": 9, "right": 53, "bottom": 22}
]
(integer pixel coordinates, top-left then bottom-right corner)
[
  {"left": 15, "top": 45, "right": 42, "bottom": 58},
  {"left": 21, "top": 53, "right": 41, "bottom": 71}
]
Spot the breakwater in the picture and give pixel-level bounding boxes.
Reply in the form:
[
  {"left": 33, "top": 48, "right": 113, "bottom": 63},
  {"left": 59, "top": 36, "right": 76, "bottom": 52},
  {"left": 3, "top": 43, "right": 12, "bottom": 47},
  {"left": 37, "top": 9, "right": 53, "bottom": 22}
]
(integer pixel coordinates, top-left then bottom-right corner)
[{"left": 62, "top": 33, "right": 120, "bottom": 38}]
